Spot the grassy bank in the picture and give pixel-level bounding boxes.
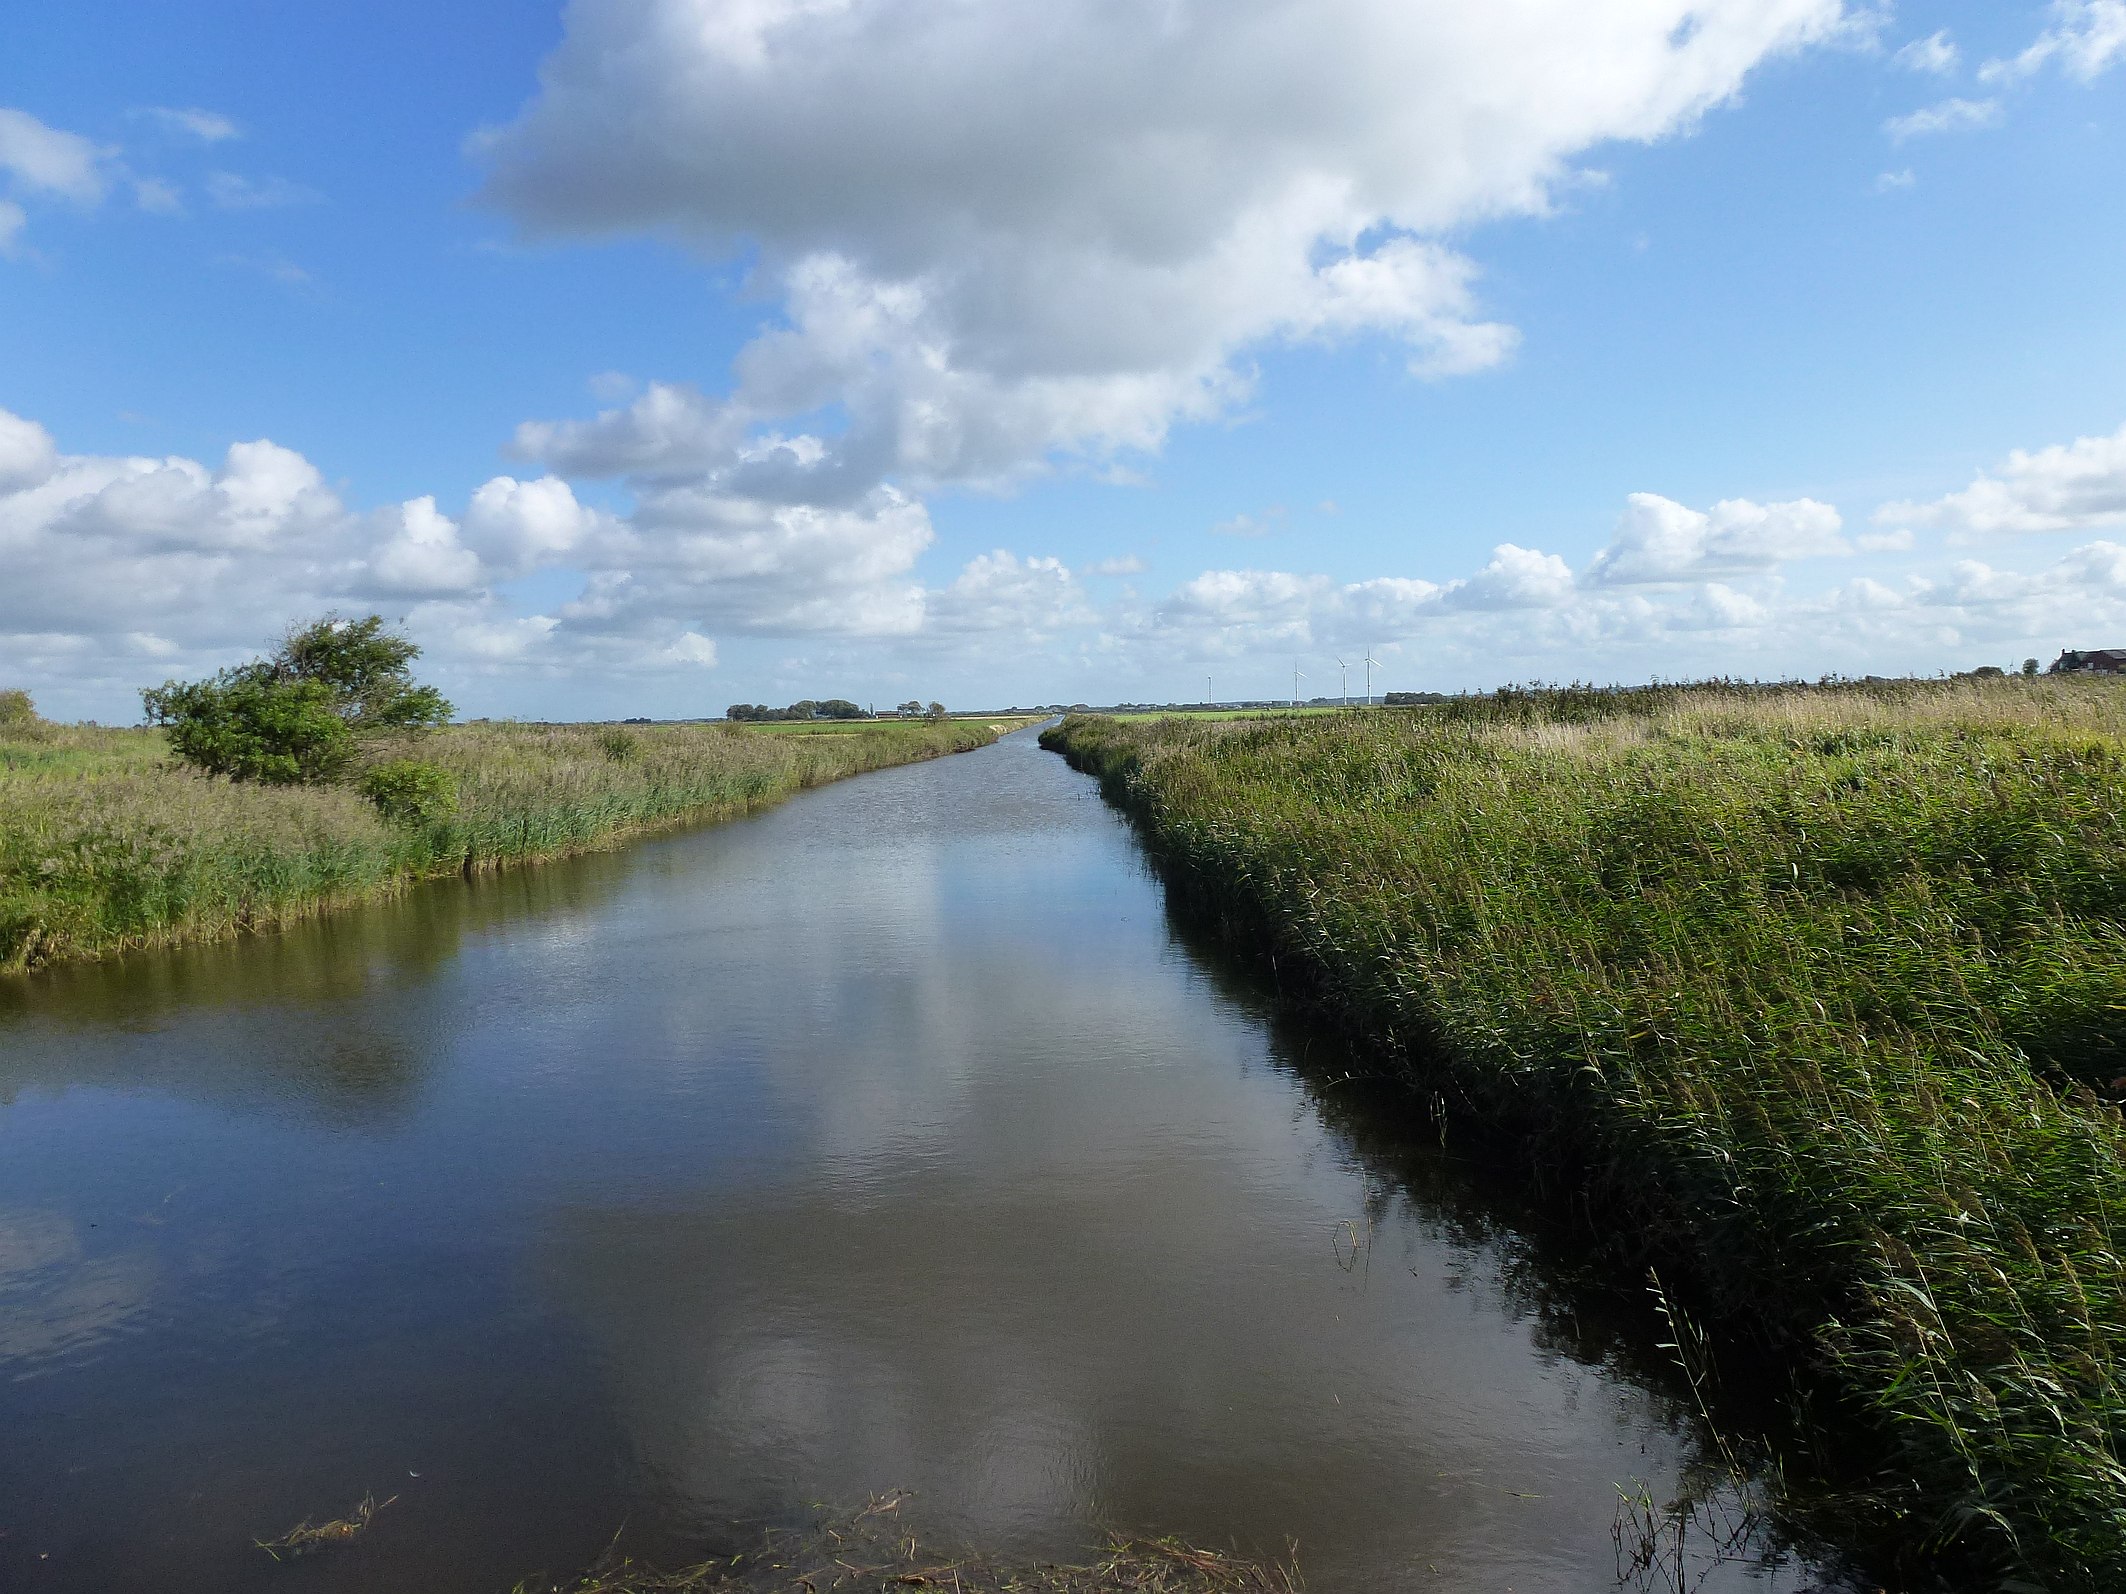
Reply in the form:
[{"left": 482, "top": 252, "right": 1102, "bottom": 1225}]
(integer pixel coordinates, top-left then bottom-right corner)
[
  {"left": 1044, "top": 679, "right": 2126, "bottom": 1592},
  {"left": 2, "top": 717, "right": 996, "bottom": 972}
]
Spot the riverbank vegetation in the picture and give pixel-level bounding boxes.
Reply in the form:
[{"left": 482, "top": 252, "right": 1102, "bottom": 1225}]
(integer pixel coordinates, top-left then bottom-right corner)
[
  {"left": 1044, "top": 677, "right": 2126, "bottom": 1592},
  {"left": 514, "top": 1496, "right": 1301, "bottom": 1593},
  {"left": 2, "top": 700, "right": 994, "bottom": 972}
]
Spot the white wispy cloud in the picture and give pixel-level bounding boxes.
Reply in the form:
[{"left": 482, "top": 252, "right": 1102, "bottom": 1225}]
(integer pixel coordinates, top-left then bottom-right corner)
[
  {"left": 1981, "top": 0, "right": 2126, "bottom": 83},
  {"left": 1883, "top": 97, "right": 2001, "bottom": 141},
  {"left": 132, "top": 106, "right": 241, "bottom": 143},
  {"left": 205, "top": 171, "right": 321, "bottom": 210},
  {"left": 1893, "top": 31, "right": 1960, "bottom": 75}
]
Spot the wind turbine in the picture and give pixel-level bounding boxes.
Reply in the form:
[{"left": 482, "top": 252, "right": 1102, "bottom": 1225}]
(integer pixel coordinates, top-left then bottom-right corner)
[
  {"left": 1292, "top": 659, "right": 1306, "bottom": 709},
  {"left": 1205, "top": 673, "right": 1212, "bottom": 708},
  {"left": 1335, "top": 657, "right": 1349, "bottom": 707},
  {"left": 1363, "top": 646, "right": 1380, "bottom": 706}
]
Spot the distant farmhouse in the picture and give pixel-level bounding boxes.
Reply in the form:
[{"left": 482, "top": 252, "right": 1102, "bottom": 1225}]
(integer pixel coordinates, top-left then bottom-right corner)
[{"left": 2051, "top": 649, "right": 2126, "bottom": 675}]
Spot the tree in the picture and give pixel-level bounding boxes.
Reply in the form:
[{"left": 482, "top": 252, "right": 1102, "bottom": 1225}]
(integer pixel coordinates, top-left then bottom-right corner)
[
  {"left": 896, "top": 699, "right": 923, "bottom": 716},
  {"left": 926, "top": 701, "right": 947, "bottom": 721},
  {"left": 143, "top": 614, "right": 451, "bottom": 784},
  {"left": 2023, "top": 658, "right": 2041, "bottom": 676}
]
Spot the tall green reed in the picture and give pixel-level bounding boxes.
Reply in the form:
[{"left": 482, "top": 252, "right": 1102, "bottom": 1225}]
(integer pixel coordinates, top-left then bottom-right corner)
[
  {"left": 2, "top": 718, "right": 995, "bottom": 971},
  {"left": 1045, "top": 677, "right": 2126, "bottom": 1591}
]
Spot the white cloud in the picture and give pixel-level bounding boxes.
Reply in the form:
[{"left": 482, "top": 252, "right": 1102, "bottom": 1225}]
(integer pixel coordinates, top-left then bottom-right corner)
[
  {"left": 0, "top": 108, "right": 109, "bottom": 202},
  {"left": 1855, "top": 527, "right": 1914, "bottom": 553},
  {"left": 1893, "top": 31, "right": 1960, "bottom": 74},
  {"left": 1587, "top": 493, "right": 1848, "bottom": 583},
  {"left": 9, "top": 394, "right": 2123, "bottom": 712},
  {"left": 133, "top": 106, "right": 240, "bottom": 143},
  {"left": 0, "top": 409, "right": 58, "bottom": 492},
  {"left": 216, "top": 252, "right": 315, "bottom": 288},
  {"left": 1083, "top": 555, "right": 1146, "bottom": 577},
  {"left": 511, "top": 381, "right": 747, "bottom": 480},
  {"left": 1211, "top": 511, "right": 1281, "bottom": 539},
  {"left": 1444, "top": 543, "right": 1578, "bottom": 610},
  {"left": 658, "top": 630, "right": 719, "bottom": 667},
  {"left": 1875, "top": 168, "right": 1916, "bottom": 192},
  {"left": 1877, "top": 421, "right": 2126, "bottom": 536},
  {"left": 1127, "top": 524, "right": 2126, "bottom": 685},
  {"left": 366, "top": 497, "right": 484, "bottom": 596},
  {"left": 0, "top": 199, "right": 23, "bottom": 255},
  {"left": 568, "top": 482, "right": 937, "bottom": 639},
  {"left": 925, "top": 551, "right": 1092, "bottom": 636},
  {"left": 461, "top": 474, "right": 601, "bottom": 574},
  {"left": 1982, "top": 1, "right": 2126, "bottom": 83},
  {"left": 481, "top": 0, "right": 1851, "bottom": 505},
  {"left": 205, "top": 171, "right": 321, "bottom": 210},
  {"left": 132, "top": 177, "right": 183, "bottom": 214},
  {"left": 1883, "top": 97, "right": 2001, "bottom": 141}
]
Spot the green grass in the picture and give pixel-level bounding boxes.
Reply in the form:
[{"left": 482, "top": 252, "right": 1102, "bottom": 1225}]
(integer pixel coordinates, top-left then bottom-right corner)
[
  {"left": 739, "top": 714, "right": 1045, "bottom": 734},
  {"left": 1044, "top": 677, "right": 2126, "bottom": 1593},
  {"left": 1, "top": 715, "right": 996, "bottom": 972},
  {"left": 1106, "top": 706, "right": 1348, "bottom": 722}
]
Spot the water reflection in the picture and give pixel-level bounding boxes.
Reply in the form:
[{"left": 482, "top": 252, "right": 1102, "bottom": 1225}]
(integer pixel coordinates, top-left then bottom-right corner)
[{"left": 0, "top": 730, "right": 1843, "bottom": 1593}]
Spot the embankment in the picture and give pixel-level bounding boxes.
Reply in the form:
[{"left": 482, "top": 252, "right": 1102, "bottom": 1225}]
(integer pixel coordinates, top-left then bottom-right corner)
[
  {"left": 2, "top": 718, "right": 998, "bottom": 972},
  {"left": 1044, "top": 679, "right": 2126, "bottom": 1592}
]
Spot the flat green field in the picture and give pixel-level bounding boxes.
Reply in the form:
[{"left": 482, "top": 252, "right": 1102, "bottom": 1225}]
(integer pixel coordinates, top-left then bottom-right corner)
[
  {"left": 1, "top": 716, "right": 996, "bottom": 972},
  {"left": 1046, "top": 677, "right": 2126, "bottom": 1592}
]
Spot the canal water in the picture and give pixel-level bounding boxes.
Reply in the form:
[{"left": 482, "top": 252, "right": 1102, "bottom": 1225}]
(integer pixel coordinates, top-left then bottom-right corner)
[{"left": 0, "top": 728, "right": 1836, "bottom": 1592}]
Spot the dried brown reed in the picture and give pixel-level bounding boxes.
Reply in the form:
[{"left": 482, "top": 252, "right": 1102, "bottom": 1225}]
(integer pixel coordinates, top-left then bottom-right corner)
[{"left": 517, "top": 1496, "right": 1301, "bottom": 1594}]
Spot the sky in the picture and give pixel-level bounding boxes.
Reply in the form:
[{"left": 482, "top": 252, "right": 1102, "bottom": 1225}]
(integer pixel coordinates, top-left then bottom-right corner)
[{"left": 3, "top": 0, "right": 2125, "bottom": 721}]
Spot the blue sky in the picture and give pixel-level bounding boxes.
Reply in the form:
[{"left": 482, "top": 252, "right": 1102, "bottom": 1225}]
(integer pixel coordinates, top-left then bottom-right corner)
[{"left": 4, "top": 0, "right": 2125, "bottom": 719}]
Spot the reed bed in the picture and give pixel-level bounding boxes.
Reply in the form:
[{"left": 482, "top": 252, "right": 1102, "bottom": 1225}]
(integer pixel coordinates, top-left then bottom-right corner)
[
  {"left": 1, "top": 717, "right": 995, "bottom": 971},
  {"left": 1044, "top": 676, "right": 2126, "bottom": 1593}
]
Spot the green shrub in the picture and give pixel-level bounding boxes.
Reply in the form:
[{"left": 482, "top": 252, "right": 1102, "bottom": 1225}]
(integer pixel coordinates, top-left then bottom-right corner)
[
  {"left": 0, "top": 688, "right": 46, "bottom": 740},
  {"left": 357, "top": 759, "right": 459, "bottom": 826},
  {"left": 143, "top": 674, "right": 356, "bottom": 783},
  {"left": 142, "top": 614, "right": 451, "bottom": 785},
  {"left": 597, "top": 728, "right": 638, "bottom": 762}
]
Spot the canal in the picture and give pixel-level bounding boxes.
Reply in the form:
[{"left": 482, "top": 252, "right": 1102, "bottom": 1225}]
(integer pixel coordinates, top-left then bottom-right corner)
[{"left": 0, "top": 727, "right": 1834, "bottom": 1590}]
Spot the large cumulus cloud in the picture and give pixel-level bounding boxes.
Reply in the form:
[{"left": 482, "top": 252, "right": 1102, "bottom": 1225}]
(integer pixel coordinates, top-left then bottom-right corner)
[{"left": 478, "top": 0, "right": 1852, "bottom": 495}]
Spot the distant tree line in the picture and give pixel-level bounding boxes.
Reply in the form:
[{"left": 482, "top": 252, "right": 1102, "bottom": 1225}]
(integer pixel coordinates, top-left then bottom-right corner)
[
  {"left": 726, "top": 699, "right": 868, "bottom": 722},
  {"left": 727, "top": 698, "right": 949, "bottom": 721}
]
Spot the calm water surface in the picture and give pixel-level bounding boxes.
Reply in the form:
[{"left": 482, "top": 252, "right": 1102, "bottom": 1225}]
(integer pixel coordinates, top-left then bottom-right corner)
[{"left": 0, "top": 730, "right": 1836, "bottom": 1591}]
